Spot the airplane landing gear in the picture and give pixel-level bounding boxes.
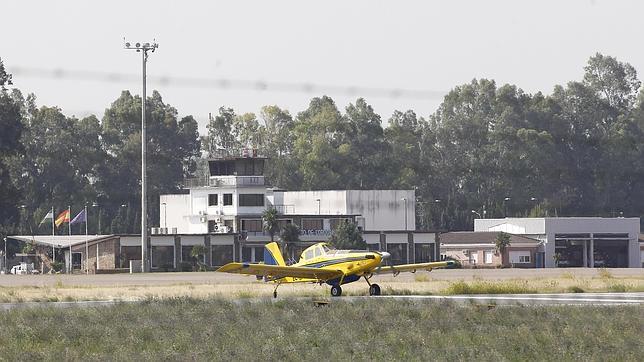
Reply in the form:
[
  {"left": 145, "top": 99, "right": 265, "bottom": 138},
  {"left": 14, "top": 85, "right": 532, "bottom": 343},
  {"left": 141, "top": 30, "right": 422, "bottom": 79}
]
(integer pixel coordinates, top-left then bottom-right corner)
[
  {"left": 364, "top": 276, "right": 381, "bottom": 296},
  {"left": 273, "top": 283, "right": 281, "bottom": 298},
  {"left": 331, "top": 285, "right": 342, "bottom": 297},
  {"left": 369, "top": 284, "right": 381, "bottom": 296}
]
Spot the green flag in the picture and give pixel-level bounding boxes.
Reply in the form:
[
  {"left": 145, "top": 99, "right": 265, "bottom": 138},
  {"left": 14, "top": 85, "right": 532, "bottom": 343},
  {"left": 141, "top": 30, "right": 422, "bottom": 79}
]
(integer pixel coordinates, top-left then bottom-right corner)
[{"left": 38, "top": 210, "right": 54, "bottom": 227}]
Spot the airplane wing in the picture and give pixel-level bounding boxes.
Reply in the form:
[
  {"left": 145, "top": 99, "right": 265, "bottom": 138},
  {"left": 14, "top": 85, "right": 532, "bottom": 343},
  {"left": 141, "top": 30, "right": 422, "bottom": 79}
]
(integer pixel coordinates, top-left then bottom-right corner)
[
  {"left": 372, "top": 260, "right": 454, "bottom": 275},
  {"left": 217, "top": 262, "right": 344, "bottom": 281}
]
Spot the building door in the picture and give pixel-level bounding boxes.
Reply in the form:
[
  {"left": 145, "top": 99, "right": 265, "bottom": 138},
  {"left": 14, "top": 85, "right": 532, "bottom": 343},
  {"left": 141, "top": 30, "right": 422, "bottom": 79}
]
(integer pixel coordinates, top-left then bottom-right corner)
[{"left": 72, "top": 252, "right": 82, "bottom": 270}]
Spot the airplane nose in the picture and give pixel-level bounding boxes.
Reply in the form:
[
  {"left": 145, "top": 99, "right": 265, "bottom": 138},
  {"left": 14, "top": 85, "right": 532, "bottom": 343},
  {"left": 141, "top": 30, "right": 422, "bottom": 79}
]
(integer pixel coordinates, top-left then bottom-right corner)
[{"left": 381, "top": 252, "right": 391, "bottom": 260}]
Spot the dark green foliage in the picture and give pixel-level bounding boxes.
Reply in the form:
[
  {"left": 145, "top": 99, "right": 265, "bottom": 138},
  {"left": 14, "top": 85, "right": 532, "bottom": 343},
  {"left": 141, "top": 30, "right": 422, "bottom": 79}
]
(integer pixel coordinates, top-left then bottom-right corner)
[
  {"left": 262, "top": 208, "right": 279, "bottom": 242},
  {"left": 329, "top": 221, "right": 365, "bottom": 250},
  {"left": 2, "top": 53, "right": 644, "bottom": 236},
  {"left": 280, "top": 223, "right": 300, "bottom": 244},
  {"left": 0, "top": 299, "right": 641, "bottom": 360},
  {"left": 495, "top": 232, "right": 511, "bottom": 260}
]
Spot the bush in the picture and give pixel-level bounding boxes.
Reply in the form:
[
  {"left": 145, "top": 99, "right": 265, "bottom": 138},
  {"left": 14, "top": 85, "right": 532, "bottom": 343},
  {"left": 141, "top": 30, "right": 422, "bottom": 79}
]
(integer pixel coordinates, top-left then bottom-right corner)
[
  {"left": 51, "top": 262, "right": 64, "bottom": 273},
  {"left": 444, "top": 280, "right": 537, "bottom": 295},
  {"left": 567, "top": 286, "right": 585, "bottom": 293}
]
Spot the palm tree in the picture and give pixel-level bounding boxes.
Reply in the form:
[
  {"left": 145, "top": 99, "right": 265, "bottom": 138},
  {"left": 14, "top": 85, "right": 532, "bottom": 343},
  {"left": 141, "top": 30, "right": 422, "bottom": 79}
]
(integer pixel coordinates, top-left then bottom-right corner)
[
  {"left": 494, "top": 232, "right": 511, "bottom": 266},
  {"left": 280, "top": 223, "right": 301, "bottom": 262},
  {"left": 262, "top": 207, "right": 279, "bottom": 242}
]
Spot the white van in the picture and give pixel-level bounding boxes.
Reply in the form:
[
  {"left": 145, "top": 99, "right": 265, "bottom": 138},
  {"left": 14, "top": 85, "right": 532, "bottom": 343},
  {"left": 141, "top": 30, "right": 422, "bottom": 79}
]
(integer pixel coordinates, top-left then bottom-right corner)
[{"left": 10, "top": 263, "right": 37, "bottom": 275}]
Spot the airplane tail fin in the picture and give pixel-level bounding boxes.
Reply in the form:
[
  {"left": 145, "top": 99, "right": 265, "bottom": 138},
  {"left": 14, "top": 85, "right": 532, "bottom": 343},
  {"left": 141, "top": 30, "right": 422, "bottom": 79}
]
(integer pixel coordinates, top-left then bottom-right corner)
[{"left": 264, "top": 242, "right": 286, "bottom": 266}]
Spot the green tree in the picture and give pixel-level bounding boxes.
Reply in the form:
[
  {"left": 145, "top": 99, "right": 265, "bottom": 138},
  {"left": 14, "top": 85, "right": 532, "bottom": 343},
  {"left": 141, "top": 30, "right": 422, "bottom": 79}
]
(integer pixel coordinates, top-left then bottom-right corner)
[
  {"left": 262, "top": 207, "right": 279, "bottom": 242},
  {"left": 205, "top": 107, "right": 238, "bottom": 154},
  {"left": 260, "top": 105, "right": 300, "bottom": 189},
  {"left": 292, "top": 96, "right": 348, "bottom": 190},
  {"left": 329, "top": 221, "right": 365, "bottom": 250},
  {"left": 0, "top": 61, "right": 23, "bottom": 238},
  {"left": 99, "top": 90, "right": 200, "bottom": 232},
  {"left": 583, "top": 52, "right": 641, "bottom": 111},
  {"left": 280, "top": 223, "right": 300, "bottom": 262},
  {"left": 190, "top": 245, "right": 207, "bottom": 271},
  {"left": 494, "top": 232, "right": 511, "bottom": 265},
  {"left": 0, "top": 57, "right": 13, "bottom": 90},
  {"left": 342, "top": 98, "right": 388, "bottom": 188}
]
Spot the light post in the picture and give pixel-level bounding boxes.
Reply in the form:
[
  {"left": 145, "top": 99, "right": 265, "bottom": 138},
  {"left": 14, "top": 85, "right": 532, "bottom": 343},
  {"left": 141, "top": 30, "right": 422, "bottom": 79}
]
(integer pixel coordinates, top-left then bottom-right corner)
[
  {"left": 504, "top": 197, "right": 511, "bottom": 217},
  {"left": 401, "top": 198, "right": 408, "bottom": 230},
  {"left": 162, "top": 202, "right": 167, "bottom": 228},
  {"left": 125, "top": 40, "right": 158, "bottom": 273},
  {"left": 3, "top": 237, "right": 7, "bottom": 274},
  {"left": 92, "top": 202, "right": 100, "bottom": 234},
  {"left": 471, "top": 210, "right": 481, "bottom": 218},
  {"left": 19, "top": 205, "right": 27, "bottom": 235},
  {"left": 528, "top": 197, "right": 537, "bottom": 216}
]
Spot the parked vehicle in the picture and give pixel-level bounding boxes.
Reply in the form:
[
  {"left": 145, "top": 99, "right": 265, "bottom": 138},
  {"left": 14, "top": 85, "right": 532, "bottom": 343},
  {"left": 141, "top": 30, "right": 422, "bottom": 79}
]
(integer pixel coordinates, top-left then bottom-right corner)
[{"left": 10, "top": 262, "right": 39, "bottom": 275}]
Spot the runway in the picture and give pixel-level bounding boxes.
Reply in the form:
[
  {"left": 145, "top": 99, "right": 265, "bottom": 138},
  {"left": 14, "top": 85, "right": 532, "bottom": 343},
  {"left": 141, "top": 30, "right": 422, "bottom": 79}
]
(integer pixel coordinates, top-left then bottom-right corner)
[
  {"left": 2, "top": 292, "right": 643, "bottom": 310},
  {"left": 363, "top": 292, "right": 644, "bottom": 306}
]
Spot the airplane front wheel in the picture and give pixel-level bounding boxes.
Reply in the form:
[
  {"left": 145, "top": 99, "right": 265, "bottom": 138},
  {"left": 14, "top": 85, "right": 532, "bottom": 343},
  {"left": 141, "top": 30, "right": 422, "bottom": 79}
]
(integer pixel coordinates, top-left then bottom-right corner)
[
  {"left": 369, "top": 284, "right": 381, "bottom": 296},
  {"left": 331, "top": 285, "right": 342, "bottom": 297}
]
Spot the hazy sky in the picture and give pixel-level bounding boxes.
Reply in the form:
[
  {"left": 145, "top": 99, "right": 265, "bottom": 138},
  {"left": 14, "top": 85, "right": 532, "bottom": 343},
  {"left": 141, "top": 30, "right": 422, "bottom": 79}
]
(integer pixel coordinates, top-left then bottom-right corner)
[{"left": 3, "top": 0, "right": 643, "bottom": 133}]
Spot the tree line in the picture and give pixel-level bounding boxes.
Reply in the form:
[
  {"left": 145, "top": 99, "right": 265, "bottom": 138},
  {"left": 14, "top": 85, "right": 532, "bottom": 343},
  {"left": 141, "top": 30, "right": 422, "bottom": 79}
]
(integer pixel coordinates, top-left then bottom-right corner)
[{"left": 1, "top": 53, "right": 643, "bottom": 240}]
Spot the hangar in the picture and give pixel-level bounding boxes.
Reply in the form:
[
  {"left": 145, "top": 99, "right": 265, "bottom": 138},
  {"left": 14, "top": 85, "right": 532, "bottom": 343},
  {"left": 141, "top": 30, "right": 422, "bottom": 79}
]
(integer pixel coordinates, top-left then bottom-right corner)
[{"left": 474, "top": 217, "right": 641, "bottom": 268}]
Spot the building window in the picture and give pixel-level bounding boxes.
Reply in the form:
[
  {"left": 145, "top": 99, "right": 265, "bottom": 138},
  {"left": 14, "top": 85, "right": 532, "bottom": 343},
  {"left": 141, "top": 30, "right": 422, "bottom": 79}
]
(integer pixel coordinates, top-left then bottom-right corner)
[
  {"left": 151, "top": 246, "right": 174, "bottom": 269},
  {"left": 330, "top": 218, "right": 350, "bottom": 230},
  {"left": 208, "top": 194, "right": 218, "bottom": 206},
  {"left": 509, "top": 251, "right": 531, "bottom": 264},
  {"left": 223, "top": 193, "right": 233, "bottom": 206},
  {"left": 414, "top": 244, "right": 433, "bottom": 263},
  {"left": 301, "top": 218, "right": 323, "bottom": 231},
  {"left": 239, "top": 194, "right": 265, "bottom": 207},
  {"left": 386, "top": 243, "right": 408, "bottom": 265},
  {"left": 211, "top": 245, "right": 233, "bottom": 266},
  {"left": 181, "top": 245, "right": 205, "bottom": 264},
  {"left": 208, "top": 220, "right": 218, "bottom": 233},
  {"left": 241, "top": 219, "right": 263, "bottom": 232},
  {"left": 277, "top": 219, "right": 292, "bottom": 229},
  {"left": 469, "top": 252, "right": 478, "bottom": 265},
  {"left": 484, "top": 251, "right": 494, "bottom": 264},
  {"left": 120, "top": 246, "right": 141, "bottom": 268}
]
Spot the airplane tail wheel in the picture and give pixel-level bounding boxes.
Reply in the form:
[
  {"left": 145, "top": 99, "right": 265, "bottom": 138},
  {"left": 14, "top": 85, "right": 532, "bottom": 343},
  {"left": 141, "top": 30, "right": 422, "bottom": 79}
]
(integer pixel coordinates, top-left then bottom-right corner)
[
  {"left": 369, "top": 284, "right": 381, "bottom": 296},
  {"left": 331, "top": 285, "right": 342, "bottom": 297}
]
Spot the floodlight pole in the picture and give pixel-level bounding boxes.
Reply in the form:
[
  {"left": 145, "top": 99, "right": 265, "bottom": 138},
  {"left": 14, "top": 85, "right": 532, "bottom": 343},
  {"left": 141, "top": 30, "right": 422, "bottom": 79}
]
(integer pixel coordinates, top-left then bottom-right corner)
[
  {"left": 125, "top": 40, "right": 158, "bottom": 273},
  {"left": 3, "top": 237, "right": 6, "bottom": 274}
]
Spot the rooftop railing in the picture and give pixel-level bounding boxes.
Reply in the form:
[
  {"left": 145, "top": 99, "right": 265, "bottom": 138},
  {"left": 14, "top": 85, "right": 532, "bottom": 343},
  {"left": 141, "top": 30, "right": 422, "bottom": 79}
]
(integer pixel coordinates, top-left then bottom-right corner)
[{"left": 182, "top": 176, "right": 265, "bottom": 188}]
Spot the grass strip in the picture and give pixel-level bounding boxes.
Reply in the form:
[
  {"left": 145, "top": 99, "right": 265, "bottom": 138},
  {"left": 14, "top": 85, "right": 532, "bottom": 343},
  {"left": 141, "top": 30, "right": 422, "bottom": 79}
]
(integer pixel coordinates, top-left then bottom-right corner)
[{"left": 0, "top": 298, "right": 641, "bottom": 360}]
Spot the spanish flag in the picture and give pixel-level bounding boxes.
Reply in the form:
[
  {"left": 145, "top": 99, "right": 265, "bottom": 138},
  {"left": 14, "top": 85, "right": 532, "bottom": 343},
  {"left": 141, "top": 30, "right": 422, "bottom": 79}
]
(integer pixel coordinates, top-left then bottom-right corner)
[{"left": 55, "top": 209, "right": 70, "bottom": 227}]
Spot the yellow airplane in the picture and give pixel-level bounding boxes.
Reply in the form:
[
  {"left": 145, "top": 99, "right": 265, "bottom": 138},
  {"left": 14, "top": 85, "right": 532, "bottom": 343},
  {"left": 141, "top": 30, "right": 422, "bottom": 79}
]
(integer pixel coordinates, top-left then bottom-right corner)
[{"left": 217, "top": 242, "right": 455, "bottom": 297}]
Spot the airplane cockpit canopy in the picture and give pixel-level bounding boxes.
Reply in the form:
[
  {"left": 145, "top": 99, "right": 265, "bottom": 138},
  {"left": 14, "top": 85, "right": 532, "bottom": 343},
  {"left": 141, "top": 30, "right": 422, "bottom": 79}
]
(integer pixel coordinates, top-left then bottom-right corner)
[{"left": 300, "top": 243, "right": 335, "bottom": 261}]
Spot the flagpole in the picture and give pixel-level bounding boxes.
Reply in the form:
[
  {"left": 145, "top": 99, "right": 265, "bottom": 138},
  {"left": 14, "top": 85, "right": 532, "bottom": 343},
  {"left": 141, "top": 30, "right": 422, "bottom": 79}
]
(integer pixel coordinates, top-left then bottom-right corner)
[
  {"left": 51, "top": 206, "right": 55, "bottom": 265},
  {"left": 85, "top": 205, "right": 89, "bottom": 275},
  {"left": 68, "top": 205, "right": 71, "bottom": 274}
]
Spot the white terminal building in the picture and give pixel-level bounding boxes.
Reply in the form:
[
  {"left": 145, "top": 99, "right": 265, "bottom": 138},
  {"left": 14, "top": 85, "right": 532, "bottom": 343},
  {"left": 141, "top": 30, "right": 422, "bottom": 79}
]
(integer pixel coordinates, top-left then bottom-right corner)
[{"left": 158, "top": 153, "right": 436, "bottom": 265}]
